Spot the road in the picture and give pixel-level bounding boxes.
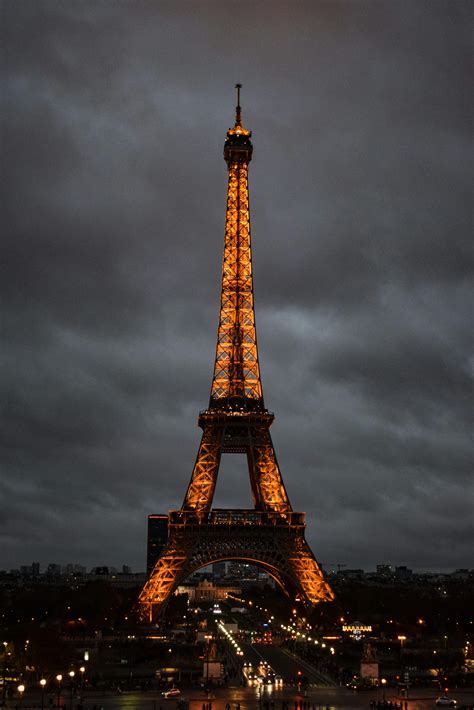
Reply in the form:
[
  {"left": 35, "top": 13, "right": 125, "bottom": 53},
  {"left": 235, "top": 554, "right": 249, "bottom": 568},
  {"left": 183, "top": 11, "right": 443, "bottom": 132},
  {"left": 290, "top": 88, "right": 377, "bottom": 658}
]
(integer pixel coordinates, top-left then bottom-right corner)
[
  {"left": 7, "top": 686, "right": 474, "bottom": 710},
  {"left": 240, "top": 640, "right": 331, "bottom": 686}
]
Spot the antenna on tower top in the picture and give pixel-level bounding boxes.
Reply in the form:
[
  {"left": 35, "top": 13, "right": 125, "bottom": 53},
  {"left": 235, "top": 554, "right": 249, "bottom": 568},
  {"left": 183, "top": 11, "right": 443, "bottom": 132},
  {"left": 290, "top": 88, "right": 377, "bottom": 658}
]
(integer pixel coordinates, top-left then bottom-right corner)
[{"left": 235, "top": 83, "right": 242, "bottom": 125}]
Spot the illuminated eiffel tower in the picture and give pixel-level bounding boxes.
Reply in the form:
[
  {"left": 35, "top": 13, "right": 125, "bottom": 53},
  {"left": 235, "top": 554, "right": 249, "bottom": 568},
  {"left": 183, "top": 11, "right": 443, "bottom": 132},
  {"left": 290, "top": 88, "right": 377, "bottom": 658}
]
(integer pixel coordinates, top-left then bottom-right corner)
[{"left": 138, "top": 86, "right": 334, "bottom": 621}]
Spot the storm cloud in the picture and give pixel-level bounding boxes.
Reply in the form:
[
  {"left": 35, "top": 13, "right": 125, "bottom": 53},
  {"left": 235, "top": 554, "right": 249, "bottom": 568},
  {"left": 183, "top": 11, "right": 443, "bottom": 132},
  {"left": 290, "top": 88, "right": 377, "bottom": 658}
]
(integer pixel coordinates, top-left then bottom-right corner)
[{"left": 2, "top": 1, "right": 472, "bottom": 572}]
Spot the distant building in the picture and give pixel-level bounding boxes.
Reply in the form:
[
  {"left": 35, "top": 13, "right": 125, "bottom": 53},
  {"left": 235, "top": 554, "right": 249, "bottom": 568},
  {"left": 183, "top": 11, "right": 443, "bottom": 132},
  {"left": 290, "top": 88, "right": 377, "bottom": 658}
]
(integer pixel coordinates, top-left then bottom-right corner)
[
  {"left": 227, "top": 562, "right": 259, "bottom": 579},
  {"left": 376, "top": 564, "right": 393, "bottom": 577},
  {"left": 176, "top": 579, "right": 241, "bottom": 602},
  {"left": 147, "top": 514, "right": 168, "bottom": 575},
  {"left": 86, "top": 570, "right": 146, "bottom": 587},
  {"left": 395, "top": 566, "right": 413, "bottom": 580},
  {"left": 20, "top": 564, "right": 41, "bottom": 576},
  {"left": 338, "top": 568, "right": 365, "bottom": 580},
  {"left": 212, "top": 561, "right": 226, "bottom": 578},
  {"left": 226, "top": 562, "right": 274, "bottom": 587},
  {"left": 46, "top": 563, "right": 61, "bottom": 576},
  {"left": 65, "top": 563, "right": 86, "bottom": 576}
]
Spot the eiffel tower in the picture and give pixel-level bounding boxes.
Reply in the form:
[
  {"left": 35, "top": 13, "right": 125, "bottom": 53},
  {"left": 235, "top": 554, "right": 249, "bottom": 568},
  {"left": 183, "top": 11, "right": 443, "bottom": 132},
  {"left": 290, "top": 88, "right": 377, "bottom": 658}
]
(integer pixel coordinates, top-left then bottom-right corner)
[{"left": 138, "top": 86, "right": 334, "bottom": 622}]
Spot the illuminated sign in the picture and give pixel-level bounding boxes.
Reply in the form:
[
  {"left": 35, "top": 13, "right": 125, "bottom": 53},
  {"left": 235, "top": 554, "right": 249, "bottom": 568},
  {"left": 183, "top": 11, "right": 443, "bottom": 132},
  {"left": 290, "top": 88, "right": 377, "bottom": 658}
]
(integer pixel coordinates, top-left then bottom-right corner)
[{"left": 342, "top": 624, "right": 372, "bottom": 632}]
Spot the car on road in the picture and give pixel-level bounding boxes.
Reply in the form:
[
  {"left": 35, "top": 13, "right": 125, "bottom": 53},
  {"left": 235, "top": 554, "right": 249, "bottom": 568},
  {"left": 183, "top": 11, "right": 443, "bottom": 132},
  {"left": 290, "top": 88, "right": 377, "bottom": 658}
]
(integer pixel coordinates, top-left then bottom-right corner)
[
  {"left": 436, "top": 697, "right": 457, "bottom": 707},
  {"left": 162, "top": 688, "right": 181, "bottom": 698}
]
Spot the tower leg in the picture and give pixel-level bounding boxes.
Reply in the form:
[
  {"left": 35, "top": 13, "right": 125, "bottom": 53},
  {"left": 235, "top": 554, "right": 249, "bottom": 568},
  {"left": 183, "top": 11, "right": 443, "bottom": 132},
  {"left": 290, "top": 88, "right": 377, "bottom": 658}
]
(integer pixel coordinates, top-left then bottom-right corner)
[
  {"left": 182, "top": 426, "right": 223, "bottom": 514},
  {"left": 138, "top": 539, "right": 188, "bottom": 621},
  {"left": 287, "top": 539, "right": 334, "bottom": 604},
  {"left": 249, "top": 428, "right": 291, "bottom": 513}
]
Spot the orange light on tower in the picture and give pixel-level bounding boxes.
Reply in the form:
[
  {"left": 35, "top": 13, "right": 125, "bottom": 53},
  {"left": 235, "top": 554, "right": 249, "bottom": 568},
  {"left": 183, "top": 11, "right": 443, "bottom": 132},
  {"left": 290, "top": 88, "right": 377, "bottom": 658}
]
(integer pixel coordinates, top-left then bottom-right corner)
[{"left": 136, "top": 86, "right": 334, "bottom": 622}]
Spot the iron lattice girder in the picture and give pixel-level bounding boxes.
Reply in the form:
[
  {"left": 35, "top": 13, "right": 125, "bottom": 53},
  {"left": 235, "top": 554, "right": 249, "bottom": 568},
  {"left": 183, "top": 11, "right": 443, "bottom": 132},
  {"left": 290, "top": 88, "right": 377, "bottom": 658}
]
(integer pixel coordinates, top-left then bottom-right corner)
[
  {"left": 211, "top": 160, "right": 262, "bottom": 402},
  {"left": 181, "top": 424, "right": 223, "bottom": 514},
  {"left": 137, "top": 98, "right": 334, "bottom": 622},
  {"left": 138, "top": 510, "right": 334, "bottom": 621},
  {"left": 181, "top": 409, "right": 291, "bottom": 514}
]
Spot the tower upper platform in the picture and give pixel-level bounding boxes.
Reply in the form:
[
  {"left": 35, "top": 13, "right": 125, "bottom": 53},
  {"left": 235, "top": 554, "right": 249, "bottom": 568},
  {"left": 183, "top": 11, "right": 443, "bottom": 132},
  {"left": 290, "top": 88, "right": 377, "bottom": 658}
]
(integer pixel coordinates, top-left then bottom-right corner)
[{"left": 224, "top": 83, "right": 253, "bottom": 164}]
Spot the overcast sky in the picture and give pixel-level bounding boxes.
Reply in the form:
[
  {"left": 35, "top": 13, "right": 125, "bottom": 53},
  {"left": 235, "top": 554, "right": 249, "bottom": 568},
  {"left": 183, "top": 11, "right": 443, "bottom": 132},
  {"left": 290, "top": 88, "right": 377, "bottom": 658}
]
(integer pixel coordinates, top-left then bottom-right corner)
[{"left": 2, "top": 1, "right": 472, "bottom": 574}]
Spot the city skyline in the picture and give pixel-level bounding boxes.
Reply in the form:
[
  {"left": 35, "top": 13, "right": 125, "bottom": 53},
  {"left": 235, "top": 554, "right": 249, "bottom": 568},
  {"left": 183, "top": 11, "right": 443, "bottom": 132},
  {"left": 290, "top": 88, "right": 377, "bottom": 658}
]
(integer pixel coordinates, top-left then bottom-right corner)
[
  {"left": 4, "top": 560, "right": 472, "bottom": 576},
  {"left": 3, "top": 2, "right": 472, "bottom": 573}
]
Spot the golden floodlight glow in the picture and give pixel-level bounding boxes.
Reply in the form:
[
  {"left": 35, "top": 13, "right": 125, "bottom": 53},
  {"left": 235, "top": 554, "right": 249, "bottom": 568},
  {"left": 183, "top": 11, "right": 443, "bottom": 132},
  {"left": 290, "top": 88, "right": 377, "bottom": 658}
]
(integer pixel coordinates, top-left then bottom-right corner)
[{"left": 137, "top": 87, "right": 334, "bottom": 622}]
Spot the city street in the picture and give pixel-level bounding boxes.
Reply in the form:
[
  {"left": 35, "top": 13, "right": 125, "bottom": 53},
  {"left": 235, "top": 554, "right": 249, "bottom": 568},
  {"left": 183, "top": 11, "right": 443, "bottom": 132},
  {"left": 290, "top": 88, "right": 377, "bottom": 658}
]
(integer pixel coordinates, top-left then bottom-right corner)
[
  {"left": 239, "top": 641, "right": 331, "bottom": 686},
  {"left": 7, "top": 686, "right": 474, "bottom": 710}
]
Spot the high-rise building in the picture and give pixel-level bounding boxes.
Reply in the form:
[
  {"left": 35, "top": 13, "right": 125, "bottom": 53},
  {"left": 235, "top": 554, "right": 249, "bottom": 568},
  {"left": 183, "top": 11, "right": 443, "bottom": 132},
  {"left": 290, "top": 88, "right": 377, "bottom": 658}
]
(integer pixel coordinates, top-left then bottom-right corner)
[{"left": 147, "top": 515, "right": 168, "bottom": 575}]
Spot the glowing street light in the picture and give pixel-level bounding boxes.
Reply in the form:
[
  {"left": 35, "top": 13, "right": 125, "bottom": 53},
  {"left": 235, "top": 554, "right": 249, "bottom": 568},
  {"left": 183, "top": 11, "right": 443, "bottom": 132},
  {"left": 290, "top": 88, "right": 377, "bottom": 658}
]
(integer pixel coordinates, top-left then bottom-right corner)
[
  {"left": 40, "top": 679, "right": 47, "bottom": 710},
  {"left": 2, "top": 642, "right": 9, "bottom": 708},
  {"left": 17, "top": 684, "right": 25, "bottom": 710},
  {"left": 381, "top": 678, "right": 387, "bottom": 702},
  {"left": 79, "top": 666, "right": 86, "bottom": 704},
  {"left": 56, "top": 674, "right": 63, "bottom": 708},
  {"left": 68, "top": 671, "right": 75, "bottom": 710}
]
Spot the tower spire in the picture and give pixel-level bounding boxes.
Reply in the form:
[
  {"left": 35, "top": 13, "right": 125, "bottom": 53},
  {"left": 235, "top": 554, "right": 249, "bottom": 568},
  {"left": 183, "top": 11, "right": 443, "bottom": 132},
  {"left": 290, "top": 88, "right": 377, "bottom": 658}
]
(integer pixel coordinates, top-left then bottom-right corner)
[
  {"left": 235, "top": 82, "right": 242, "bottom": 126},
  {"left": 213, "top": 84, "right": 258, "bottom": 409}
]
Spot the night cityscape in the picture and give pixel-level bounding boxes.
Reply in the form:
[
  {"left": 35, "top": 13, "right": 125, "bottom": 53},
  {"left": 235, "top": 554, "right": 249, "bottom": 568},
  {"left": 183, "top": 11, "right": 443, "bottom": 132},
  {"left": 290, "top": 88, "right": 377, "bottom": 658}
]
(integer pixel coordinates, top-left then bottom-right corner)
[
  {"left": 3, "top": 1, "right": 472, "bottom": 709},
  {"left": 0, "top": 560, "right": 473, "bottom": 708}
]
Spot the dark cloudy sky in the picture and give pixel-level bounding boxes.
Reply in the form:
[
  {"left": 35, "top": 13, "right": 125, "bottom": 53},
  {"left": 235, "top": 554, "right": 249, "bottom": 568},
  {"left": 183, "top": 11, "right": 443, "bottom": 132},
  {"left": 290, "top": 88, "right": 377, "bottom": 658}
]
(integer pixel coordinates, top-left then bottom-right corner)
[{"left": 3, "top": 1, "right": 472, "bottom": 573}]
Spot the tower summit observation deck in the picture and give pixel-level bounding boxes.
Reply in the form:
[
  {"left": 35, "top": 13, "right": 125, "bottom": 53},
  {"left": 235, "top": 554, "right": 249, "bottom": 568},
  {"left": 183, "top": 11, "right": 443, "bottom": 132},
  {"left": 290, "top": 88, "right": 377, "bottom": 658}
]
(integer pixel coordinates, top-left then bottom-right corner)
[{"left": 137, "top": 86, "right": 334, "bottom": 622}]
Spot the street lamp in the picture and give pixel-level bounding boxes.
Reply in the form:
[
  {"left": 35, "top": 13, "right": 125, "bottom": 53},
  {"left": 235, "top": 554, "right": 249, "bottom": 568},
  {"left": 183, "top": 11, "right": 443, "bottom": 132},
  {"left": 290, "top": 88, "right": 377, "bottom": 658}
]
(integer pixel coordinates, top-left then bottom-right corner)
[
  {"left": 79, "top": 666, "right": 85, "bottom": 705},
  {"left": 69, "top": 671, "right": 75, "bottom": 710},
  {"left": 381, "top": 678, "right": 387, "bottom": 703},
  {"left": 40, "top": 679, "right": 47, "bottom": 710},
  {"left": 17, "top": 684, "right": 25, "bottom": 710},
  {"left": 1, "top": 642, "right": 8, "bottom": 708},
  {"left": 56, "top": 674, "right": 63, "bottom": 708},
  {"left": 204, "top": 634, "right": 212, "bottom": 695}
]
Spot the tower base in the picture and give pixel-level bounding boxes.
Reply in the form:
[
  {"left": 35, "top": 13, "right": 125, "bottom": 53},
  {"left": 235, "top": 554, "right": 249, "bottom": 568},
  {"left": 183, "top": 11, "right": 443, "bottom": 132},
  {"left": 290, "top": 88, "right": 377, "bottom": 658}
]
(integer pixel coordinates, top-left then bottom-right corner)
[{"left": 138, "top": 509, "right": 334, "bottom": 622}]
